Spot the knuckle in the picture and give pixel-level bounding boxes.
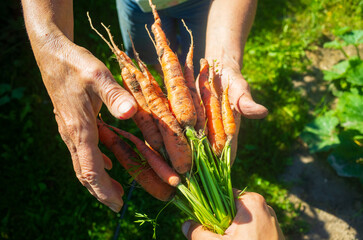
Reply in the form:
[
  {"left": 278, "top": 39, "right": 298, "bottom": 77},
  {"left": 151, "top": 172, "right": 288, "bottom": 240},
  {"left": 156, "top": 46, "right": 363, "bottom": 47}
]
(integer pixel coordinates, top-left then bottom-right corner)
[
  {"left": 62, "top": 119, "right": 83, "bottom": 140},
  {"left": 100, "top": 80, "right": 121, "bottom": 106},
  {"left": 90, "top": 67, "right": 110, "bottom": 81},
  {"left": 81, "top": 170, "right": 99, "bottom": 187},
  {"left": 76, "top": 172, "right": 87, "bottom": 186}
]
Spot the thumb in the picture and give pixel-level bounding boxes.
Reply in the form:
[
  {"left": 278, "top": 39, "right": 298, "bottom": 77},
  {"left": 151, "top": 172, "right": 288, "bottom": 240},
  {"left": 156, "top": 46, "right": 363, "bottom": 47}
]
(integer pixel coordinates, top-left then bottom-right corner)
[
  {"left": 95, "top": 71, "right": 137, "bottom": 119},
  {"left": 236, "top": 93, "right": 268, "bottom": 119},
  {"left": 182, "top": 220, "right": 222, "bottom": 240},
  {"left": 222, "top": 69, "right": 268, "bottom": 119}
]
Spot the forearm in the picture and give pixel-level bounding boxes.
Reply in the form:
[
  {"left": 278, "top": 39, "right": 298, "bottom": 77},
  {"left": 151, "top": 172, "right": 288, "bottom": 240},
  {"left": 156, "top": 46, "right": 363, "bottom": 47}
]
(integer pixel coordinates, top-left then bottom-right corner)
[
  {"left": 205, "top": 0, "right": 257, "bottom": 71},
  {"left": 22, "top": 0, "right": 74, "bottom": 51}
]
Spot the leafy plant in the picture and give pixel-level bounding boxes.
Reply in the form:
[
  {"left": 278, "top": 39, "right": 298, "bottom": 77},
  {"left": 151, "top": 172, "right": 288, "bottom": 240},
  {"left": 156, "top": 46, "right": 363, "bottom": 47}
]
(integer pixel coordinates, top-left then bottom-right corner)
[{"left": 301, "top": 30, "right": 363, "bottom": 183}]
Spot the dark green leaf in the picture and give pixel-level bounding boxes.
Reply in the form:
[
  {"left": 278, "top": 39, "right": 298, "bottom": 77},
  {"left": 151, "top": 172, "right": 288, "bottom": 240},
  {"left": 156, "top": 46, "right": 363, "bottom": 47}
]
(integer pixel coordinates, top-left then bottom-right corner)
[
  {"left": 0, "top": 95, "right": 11, "bottom": 106},
  {"left": 346, "top": 60, "right": 363, "bottom": 85},
  {"left": 333, "top": 26, "right": 351, "bottom": 36},
  {"left": 339, "top": 30, "right": 363, "bottom": 45},
  {"left": 300, "top": 111, "right": 340, "bottom": 152},
  {"left": 0, "top": 84, "right": 11, "bottom": 95},
  {"left": 336, "top": 91, "right": 363, "bottom": 133},
  {"left": 323, "top": 60, "right": 349, "bottom": 81},
  {"left": 327, "top": 130, "right": 363, "bottom": 181},
  {"left": 11, "top": 87, "right": 25, "bottom": 100}
]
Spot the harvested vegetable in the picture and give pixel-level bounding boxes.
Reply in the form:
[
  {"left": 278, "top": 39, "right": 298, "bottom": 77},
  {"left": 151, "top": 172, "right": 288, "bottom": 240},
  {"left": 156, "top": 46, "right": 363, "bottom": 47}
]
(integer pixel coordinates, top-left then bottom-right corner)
[
  {"left": 198, "top": 59, "right": 227, "bottom": 156},
  {"left": 89, "top": 0, "right": 238, "bottom": 235},
  {"left": 182, "top": 20, "right": 207, "bottom": 133},
  {"left": 97, "top": 119, "right": 175, "bottom": 201},
  {"left": 148, "top": 0, "right": 197, "bottom": 128},
  {"left": 121, "top": 67, "right": 164, "bottom": 152}
]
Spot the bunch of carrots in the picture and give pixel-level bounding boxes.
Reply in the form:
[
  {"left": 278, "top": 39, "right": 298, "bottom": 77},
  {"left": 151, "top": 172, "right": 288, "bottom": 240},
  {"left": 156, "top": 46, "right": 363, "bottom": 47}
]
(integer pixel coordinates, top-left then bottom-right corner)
[{"left": 88, "top": 0, "right": 239, "bottom": 235}]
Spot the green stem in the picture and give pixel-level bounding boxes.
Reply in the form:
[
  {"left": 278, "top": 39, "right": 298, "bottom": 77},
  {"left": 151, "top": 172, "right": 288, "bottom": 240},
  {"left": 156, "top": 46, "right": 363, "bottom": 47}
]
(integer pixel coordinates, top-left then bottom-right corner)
[{"left": 354, "top": 44, "right": 361, "bottom": 59}]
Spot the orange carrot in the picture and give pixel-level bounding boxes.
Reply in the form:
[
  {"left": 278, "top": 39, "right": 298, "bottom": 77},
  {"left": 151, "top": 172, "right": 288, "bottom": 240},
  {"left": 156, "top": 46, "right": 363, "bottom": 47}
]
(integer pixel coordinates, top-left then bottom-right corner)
[
  {"left": 104, "top": 121, "right": 181, "bottom": 187},
  {"left": 198, "top": 59, "right": 226, "bottom": 156},
  {"left": 121, "top": 67, "right": 164, "bottom": 151},
  {"left": 221, "top": 83, "right": 236, "bottom": 140},
  {"left": 148, "top": 0, "right": 196, "bottom": 128},
  {"left": 182, "top": 20, "right": 206, "bottom": 133},
  {"left": 88, "top": 15, "right": 192, "bottom": 174},
  {"left": 128, "top": 32, "right": 170, "bottom": 110},
  {"left": 97, "top": 120, "right": 175, "bottom": 201},
  {"left": 114, "top": 46, "right": 192, "bottom": 173},
  {"left": 126, "top": 62, "right": 192, "bottom": 174}
]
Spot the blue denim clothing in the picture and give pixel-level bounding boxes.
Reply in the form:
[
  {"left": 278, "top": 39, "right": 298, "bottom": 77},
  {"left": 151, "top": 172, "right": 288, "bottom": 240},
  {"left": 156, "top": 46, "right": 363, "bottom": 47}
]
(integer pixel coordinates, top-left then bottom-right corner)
[{"left": 116, "top": 0, "right": 211, "bottom": 70}]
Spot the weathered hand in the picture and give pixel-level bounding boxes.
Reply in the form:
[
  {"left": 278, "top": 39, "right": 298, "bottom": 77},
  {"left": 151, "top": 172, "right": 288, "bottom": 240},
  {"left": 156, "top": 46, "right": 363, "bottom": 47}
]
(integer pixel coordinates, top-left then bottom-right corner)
[
  {"left": 182, "top": 191, "right": 284, "bottom": 240},
  {"left": 35, "top": 34, "right": 137, "bottom": 212}
]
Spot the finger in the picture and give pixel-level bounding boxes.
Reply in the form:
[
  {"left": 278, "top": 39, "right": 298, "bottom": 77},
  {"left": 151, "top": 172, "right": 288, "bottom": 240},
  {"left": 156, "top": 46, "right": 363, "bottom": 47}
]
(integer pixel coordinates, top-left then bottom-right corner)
[
  {"left": 64, "top": 117, "right": 125, "bottom": 212},
  {"left": 92, "top": 68, "right": 137, "bottom": 120},
  {"left": 237, "top": 93, "right": 268, "bottom": 119},
  {"left": 182, "top": 220, "right": 222, "bottom": 240},
  {"left": 77, "top": 143, "right": 125, "bottom": 212},
  {"left": 56, "top": 114, "right": 101, "bottom": 198},
  {"left": 227, "top": 74, "right": 268, "bottom": 119},
  {"left": 102, "top": 153, "right": 113, "bottom": 170},
  {"left": 267, "top": 205, "right": 277, "bottom": 217}
]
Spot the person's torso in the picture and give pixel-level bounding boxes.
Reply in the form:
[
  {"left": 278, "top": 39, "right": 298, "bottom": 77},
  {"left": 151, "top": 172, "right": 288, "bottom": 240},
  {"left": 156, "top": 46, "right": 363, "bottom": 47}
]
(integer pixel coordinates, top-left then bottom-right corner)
[{"left": 133, "top": 0, "right": 188, "bottom": 12}]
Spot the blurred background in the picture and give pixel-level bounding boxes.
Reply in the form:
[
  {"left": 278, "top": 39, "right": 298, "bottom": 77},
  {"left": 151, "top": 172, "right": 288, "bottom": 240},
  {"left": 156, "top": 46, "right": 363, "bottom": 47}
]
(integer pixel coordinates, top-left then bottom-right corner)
[{"left": 1, "top": 0, "right": 362, "bottom": 239}]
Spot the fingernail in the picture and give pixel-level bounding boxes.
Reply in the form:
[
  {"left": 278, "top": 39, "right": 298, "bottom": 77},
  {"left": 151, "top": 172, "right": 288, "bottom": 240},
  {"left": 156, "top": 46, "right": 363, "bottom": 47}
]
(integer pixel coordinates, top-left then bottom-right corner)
[
  {"left": 182, "top": 221, "right": 191, "bottom": 237},
  {"left": 109, "top": 203, "right": 121, "bottom": 213},
  {"left": 118, "top": 101, "right": 134, "bottom": 116}
]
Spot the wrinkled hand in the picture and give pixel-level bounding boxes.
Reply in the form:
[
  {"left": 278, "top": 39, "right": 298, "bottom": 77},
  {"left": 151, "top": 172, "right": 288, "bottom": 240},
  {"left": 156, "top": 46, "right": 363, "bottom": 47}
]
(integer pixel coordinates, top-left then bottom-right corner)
[
  {"left": 35, "top": 34, "right": 137, "bottom": 212},
  {"left": 182, "top": 191, "right": 284, "bottom": 240}
]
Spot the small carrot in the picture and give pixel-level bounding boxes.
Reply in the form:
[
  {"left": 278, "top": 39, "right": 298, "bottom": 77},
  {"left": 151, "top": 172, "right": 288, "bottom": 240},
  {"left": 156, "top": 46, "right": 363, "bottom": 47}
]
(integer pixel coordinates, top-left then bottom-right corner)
[
  {"left": 198, "top": 59, "right": 226, "bottom": 156},
  {"left": 148, "top": 0, "right": 196, "bottom": 128},
  {"left": 104, "top": 121, "right": 181, "bottom": 187},
  {"left": 97, "top": 120, "right": 175, "bottom": 201},
  {"left": 221, "top": 82, "right": 236, "bottom": 140},
  {"left": 128, "top": 32, "right": 169, "bottom": 109},
  {"left": 121, "top": 67, "right": 164, "bottom": 152},
  {"left": 182, "top": 20, "right": 206, "bottom": 133}
]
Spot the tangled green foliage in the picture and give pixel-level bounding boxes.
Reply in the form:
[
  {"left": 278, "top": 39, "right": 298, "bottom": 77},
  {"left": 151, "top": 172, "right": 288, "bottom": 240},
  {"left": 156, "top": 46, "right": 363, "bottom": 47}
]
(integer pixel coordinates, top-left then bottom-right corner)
[{"left": 301, "top": 30, "right": 363, "bottom": 183}]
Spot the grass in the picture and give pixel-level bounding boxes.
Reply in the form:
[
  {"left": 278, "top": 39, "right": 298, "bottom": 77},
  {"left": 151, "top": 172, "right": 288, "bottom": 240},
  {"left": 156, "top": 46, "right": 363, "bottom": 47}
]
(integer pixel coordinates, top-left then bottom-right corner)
[{"left": 0, "top": 0, "right": 362, "bottom": 239}]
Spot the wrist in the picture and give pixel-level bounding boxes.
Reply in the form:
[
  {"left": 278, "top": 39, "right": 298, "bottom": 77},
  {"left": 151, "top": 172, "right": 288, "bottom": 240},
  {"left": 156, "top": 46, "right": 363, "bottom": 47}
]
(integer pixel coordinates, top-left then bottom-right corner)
[
  {"left": 204, "top": 54, "right": 241, "bottom": 73},
  {"left": 30, "top": 27, "right": 72, "bottom": 63}
]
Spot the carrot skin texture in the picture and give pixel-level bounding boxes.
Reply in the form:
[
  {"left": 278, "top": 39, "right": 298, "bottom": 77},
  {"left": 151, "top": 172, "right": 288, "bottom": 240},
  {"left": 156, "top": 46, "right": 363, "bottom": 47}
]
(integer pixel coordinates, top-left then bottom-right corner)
[
  {"left": 121, "top": 67, "right": 164, "bottom": 152},
  {"left": 221, "top": 84, "right": 236, "bottom": 139},
  {"left": 183, "top": 27, "right": 207, "bottom": 133},
  {"left": 105, "top": 123, "right": 181, "bottom": 187},
  {"left": 198, "top": 59, "right": 227, "bottom": 156},
  {"left": 97, "top": 120, "right": 175, "bottom": 201},
  {"left": 120, "top": 56, "right": 192, "bottom": 174},
  {"left": 128, "top": 34, "right": 170, "bottom": 109},
  {"left": 149, "top": 0, "right": 197, "bottom": 128}
]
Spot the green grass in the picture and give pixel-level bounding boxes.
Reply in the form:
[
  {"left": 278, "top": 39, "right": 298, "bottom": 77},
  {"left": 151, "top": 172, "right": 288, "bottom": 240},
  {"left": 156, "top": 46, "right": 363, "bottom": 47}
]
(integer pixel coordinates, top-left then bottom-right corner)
[{"left": 1, "top": 0, "right": 362, "bottom": 239}]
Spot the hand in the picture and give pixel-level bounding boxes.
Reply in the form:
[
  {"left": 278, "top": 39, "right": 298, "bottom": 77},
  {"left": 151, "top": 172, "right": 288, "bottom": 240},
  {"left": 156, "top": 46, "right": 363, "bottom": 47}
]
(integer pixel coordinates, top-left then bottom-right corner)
[
  {"left": 34, "top": 33, "right": 137, "bottom": 212},
  {"left": 182, "top": 191, "right": 285, "bottom": 240},
  {"left": 208, "top": 61, "right": 268, "bottom": 161}
]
